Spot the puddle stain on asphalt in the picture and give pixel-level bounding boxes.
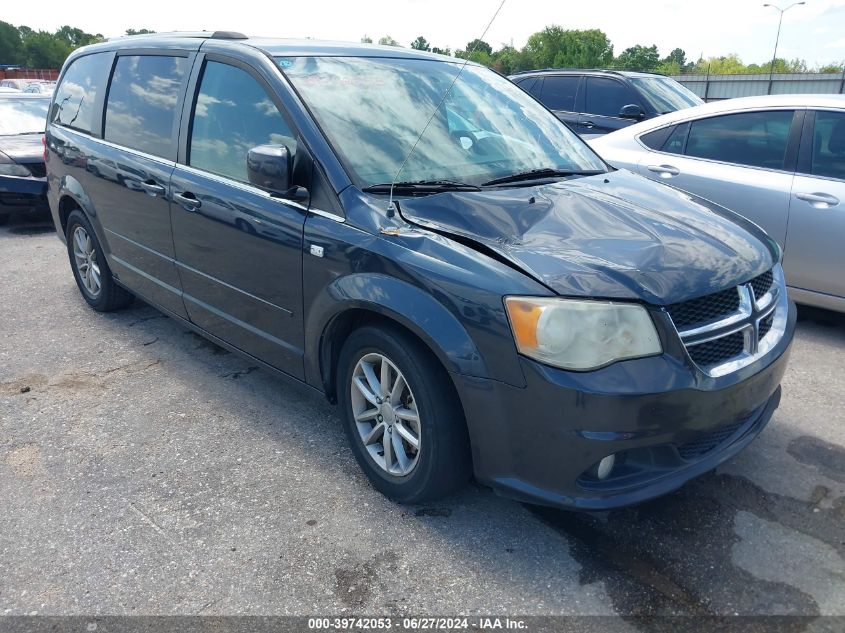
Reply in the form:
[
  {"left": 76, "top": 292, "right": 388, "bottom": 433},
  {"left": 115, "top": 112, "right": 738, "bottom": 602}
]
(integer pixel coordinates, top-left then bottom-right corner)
[
  {"left": 334, "top": 550, "right": 398, "bottom": 609},
  {"left": 525, "top": 471, "right": 844, "bottom": 625},
  {"left": 787, "top": 436, "right": 845, "bottom": 484}
]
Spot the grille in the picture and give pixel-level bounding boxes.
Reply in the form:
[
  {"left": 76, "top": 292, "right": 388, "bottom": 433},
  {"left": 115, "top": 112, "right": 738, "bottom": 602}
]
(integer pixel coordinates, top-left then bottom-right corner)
[
  {"left": 676, "top": 419, "right": 746, "bottom": 460},
  {"left": 758, "top": 313, "right": 774, "bottom": 340},
  {"left": 687, "top": 330, "right": 745, "bottom": 366},
  {"left": 666, "top": 286, "right": 740, "bottom": 329},
  {"left": 749, "top": 270, "right": 773, "bottom": 301}
]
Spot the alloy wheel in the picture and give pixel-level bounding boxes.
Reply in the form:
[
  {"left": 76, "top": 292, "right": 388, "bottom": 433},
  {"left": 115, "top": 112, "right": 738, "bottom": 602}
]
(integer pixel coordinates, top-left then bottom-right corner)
[
  {"left": 350, "top": 352, "right": 421, "bottom": 476},
  {"left": 72, "top": 226, "right": 101, "bottom": 297}
]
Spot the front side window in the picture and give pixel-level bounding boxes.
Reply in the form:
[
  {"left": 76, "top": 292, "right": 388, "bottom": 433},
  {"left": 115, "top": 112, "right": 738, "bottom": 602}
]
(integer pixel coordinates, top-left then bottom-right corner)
[
  {"left": 584, "top": 77, "right": 637, "bottom": 119},
  {"left": 189, "top": 61, "right": 297, "bottom": 183},
  {"left": 685, "top": 110, "right": 794, "bottom": 170},
  {"left": 629, "top": 77, "right": 702, "bottom": 114},
  {"left": 0, "top": 97, "right": 50, "bottom": 134},
  {"left": 105, "top": 55, "right": 187, "bottom": 159},
  {"left": 51, "top": 53, "right": 112, "bottom": 134},
  {"left": 281, "top": 56, "right": 604, "bottom": 187},
  {"left": 809, "top": 111, "right": 845, "bottom": 181},
  {"left": 540, "top": 76, "right": 579, "bottom": 112}
]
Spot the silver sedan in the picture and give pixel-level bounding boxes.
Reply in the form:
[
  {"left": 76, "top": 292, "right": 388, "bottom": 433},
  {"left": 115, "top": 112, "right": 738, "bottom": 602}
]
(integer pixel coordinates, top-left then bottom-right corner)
[{"left": 590, "top": 94, "right": 845, "bottom": 313}]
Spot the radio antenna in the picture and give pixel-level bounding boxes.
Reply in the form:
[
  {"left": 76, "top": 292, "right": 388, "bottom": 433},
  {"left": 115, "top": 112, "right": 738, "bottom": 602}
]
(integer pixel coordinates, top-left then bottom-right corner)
[{"left": 387, "top": 0, "right": 507, "bottom": 215}]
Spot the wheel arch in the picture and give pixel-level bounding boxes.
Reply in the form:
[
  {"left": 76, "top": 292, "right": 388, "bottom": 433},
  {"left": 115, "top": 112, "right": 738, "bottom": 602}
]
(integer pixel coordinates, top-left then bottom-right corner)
[{"left": 305, "top": 274, "right": 489, "bottom": 404}]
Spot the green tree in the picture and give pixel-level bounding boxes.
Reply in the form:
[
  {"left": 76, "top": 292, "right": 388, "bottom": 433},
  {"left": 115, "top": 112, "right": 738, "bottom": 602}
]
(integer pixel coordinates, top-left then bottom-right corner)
[
  {"left": 410, "top": 36, "right": 430, "bottom": 51},
  {"left": 464, "top": 38, "right": 492, "bottom": 56},
  {"left": 126, "top": 28, "right": 156, "bottom": 36},
  {"left": 818, "top": 62, "right": 844, "bottom": 73},
  {"left": 431, "top": 46, "right": 451, "bottom": 56},
  {"left": 524, "top": 27, "right": 613, "bottom": 69},
  {"left": 0, "top": 20, "right": 23, "bottom": 64},
  {"left": 491, "top": 44, "right": 534, "bottom": 74},
  {"left": 20, "top": 29, "right": 71, "bottom": 68},
  {"left": 361, "top": 35, "right": 373, "bottom": 43},
  {"left": 613, "top": 44, "right": 660, "bottom": 71}
]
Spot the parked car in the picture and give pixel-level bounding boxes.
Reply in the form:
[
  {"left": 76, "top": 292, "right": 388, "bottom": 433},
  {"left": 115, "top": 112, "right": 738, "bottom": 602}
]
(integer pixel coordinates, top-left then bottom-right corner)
[
  {"left": 510, "top": 69, "right": 702, "bottom": 138},
  {"left": 0, "top": 78, "right": 40, "bottom": 91},
  {"left": 590, "top": 94, "right": 845, "bottom": 314},
  {"left": 23, "top": 81, "right": 56, "bottom": 95},
  {"left": 0, "top": 93, "right": 50, "bottom": 225},
  {"left": 46, "top": 34, "right": 794, "bottom": 510}
]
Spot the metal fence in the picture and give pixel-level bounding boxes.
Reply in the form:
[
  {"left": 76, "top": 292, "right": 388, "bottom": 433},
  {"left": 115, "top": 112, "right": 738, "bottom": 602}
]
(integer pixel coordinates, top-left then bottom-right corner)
[{"left": 671, "top": 72, "right": 845, "bottom": 101}]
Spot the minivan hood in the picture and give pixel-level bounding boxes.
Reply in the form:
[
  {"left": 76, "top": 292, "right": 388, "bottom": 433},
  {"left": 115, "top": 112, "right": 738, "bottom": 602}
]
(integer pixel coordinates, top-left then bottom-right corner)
[
  {"left": 0, "top": 133, "right": 44, "bottom": 163},
  {"left": 398, "top": 170, "right": 776, "bottom": 305}
]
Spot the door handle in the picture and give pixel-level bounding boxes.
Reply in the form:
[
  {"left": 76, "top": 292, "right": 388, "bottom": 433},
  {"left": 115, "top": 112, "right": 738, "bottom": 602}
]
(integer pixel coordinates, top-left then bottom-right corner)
[
  {"left": 582, "top": 121, "right": 595, "bottom": 129},
  {"left": 139, "top": 180, "right": 166, "bottom": 197},
  {"left": 647, "top": 164, "right": 680, "bottom": 178},
  {"left": 795, "top": 192, "right": 839, "bottom": 208},
  {"left": 174, "top": 191, "right": 202, "bottom": 210}
]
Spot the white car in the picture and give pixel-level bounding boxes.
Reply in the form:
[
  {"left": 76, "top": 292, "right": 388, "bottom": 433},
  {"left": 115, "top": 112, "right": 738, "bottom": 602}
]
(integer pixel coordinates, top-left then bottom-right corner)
[{"left": 590, "top": 94, "right": 845, "bottom": 313}]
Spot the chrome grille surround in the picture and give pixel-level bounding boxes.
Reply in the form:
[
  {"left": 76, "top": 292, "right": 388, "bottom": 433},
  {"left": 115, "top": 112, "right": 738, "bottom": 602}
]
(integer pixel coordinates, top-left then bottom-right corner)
[{"left": 667, "top": 265, "right": 788, "bottom": 378}]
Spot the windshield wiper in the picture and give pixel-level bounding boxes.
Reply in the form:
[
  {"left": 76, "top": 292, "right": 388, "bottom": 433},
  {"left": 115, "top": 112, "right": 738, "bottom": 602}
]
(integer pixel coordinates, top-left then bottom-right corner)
[
  {"left": 482, "top": 168, "right": 603, "bottom": 187},
  {"left": 362, "top": 180, "right": 481, "bottom": 194}
]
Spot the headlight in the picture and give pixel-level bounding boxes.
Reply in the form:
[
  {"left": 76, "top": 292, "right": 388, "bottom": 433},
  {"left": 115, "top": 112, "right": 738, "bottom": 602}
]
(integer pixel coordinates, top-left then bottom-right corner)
[
  {"left": 504, "top": 297, "right": 662, "bottom": 370},
  {"left": 0, "top": 162, "right": 32, "bottom": 177}
]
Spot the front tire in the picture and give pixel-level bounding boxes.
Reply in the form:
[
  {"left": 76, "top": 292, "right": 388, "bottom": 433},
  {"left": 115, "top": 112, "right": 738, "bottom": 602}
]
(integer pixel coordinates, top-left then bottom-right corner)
[
  {"left": 337, "top": 325, "right": 471, "bottom": 504},
  {"left": 65, "top": 209, "right": 134, "bottom": 312}
]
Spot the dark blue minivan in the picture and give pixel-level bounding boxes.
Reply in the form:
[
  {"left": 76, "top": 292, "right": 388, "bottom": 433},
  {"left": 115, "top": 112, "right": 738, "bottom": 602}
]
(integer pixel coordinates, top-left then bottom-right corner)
[{"left": 45, "top": 33, "right": 795, "bottom": 510}]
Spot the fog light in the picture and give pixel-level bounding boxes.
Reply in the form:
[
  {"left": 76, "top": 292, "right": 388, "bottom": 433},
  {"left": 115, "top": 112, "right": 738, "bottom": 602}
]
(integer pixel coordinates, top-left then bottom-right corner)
[{"left": 595, "top": 454, "right": 616, "bottom": 480}]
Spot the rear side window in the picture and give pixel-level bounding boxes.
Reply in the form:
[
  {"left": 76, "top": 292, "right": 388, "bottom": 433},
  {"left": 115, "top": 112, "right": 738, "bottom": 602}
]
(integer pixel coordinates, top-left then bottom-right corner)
[
  {"left": 189, "top": 61, "right": 297, "bottom": 183},
  {"left": 585, "top": 77, "right": 637, "bottom": 118},
  {"left": 685, "top": 111, "right": 794, "bottom": 170},
  {"left": 640, "top": 126, "right": 673, "bottom": 150},
  {"left": 51, "top": 53, "right": 112, "bottom": 134},
  {"left": 540, "top": 76, "right": 579, "bottom": 112},
  {"left": 662, "top": 122, "right": 690, "bottom": 154},
  {"left": 809, "top": 111, "right": 845, "bottom": 181},
  {"left": 104, "top": 55, "right": 188, "bottom": 159},
  {"left": 514, "top": 76, "right": 537, "bottom": 94}
]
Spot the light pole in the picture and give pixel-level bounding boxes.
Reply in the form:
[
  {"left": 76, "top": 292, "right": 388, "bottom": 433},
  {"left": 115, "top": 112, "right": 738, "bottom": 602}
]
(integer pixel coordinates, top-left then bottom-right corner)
[{"left": 763, "top": 2, "right": 805, "bottom": 94}]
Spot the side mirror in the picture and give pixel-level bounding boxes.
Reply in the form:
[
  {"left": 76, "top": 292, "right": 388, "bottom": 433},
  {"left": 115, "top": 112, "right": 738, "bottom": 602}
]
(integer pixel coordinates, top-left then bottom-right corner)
[
  {"left": 247, "top": 144, "right": 297, "bottom": 196},
  {"left": 619, "top": 104, "right": 645, "bottom": 120}
]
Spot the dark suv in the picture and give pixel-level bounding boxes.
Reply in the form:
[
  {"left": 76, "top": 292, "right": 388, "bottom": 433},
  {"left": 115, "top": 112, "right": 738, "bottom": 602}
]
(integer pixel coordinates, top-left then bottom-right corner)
[
  {"left": 46, "top": 33, "right": 794, "bottom": 510},
  {"left": 510, "top": 69, "right": 702, "bottom": 137}
]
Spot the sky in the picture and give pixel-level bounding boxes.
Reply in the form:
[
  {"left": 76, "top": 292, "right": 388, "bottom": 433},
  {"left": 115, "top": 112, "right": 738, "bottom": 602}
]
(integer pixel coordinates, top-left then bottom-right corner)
[{"left": 4, "top": 0, "right": 845, "bottom": 67}]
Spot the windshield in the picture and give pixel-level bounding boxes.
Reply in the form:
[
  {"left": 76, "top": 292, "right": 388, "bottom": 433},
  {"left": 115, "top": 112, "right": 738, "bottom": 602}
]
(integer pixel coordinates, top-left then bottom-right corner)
[
  {"left": 0, "top": 97, "right": 49, "bottom": 135},
  {"left": 280, "top": 56, "right": 605, "bottom": 188},
  {"left": 629, "top": 77, "right": 702, "bottom": 114}
]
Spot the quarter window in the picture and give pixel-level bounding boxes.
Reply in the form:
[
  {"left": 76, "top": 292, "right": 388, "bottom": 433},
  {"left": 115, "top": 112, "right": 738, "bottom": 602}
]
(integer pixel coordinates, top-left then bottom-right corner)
[
  {"left": 189, "top": 61, "right": 296, "bottom": 183},
  {"left": 585, "top": 77, "right": 636, "bottom": 118},
  {"left": 540, "top": 76, "right": 579, "bottom": 112},
  {"left": 685, "top": 110, "right": 794, "bottom": 170},
  {"left": 104, "top": 55, "right": 187, "bottom": 159},
  {"left": 809, "top": 111, "right": 845, "bottom": 181},
  {"left": 51, "top": 53, "right": 112, "bottom": 134}
]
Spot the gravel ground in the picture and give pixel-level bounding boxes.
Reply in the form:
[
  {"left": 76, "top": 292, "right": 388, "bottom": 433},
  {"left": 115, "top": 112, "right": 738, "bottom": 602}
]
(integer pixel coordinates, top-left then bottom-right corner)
[{"left": 1, "top": 215, "right": 844, "bottom": 619}]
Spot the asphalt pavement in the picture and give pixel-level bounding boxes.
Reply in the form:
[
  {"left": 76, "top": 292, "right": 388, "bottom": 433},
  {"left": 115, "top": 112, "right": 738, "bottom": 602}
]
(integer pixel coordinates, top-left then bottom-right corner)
[{"left": 1, "top": 215, "right": 843, "bottom": 621}]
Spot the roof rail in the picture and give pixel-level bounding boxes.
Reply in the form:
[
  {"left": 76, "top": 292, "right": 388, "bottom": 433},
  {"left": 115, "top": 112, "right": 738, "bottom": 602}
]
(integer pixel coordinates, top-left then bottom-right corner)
[
  {"left": 511, "top": 68, "right": 623, "bottom": 75},
  {"left": 210, "top": 31, "right": 248, "bottom": 40}
]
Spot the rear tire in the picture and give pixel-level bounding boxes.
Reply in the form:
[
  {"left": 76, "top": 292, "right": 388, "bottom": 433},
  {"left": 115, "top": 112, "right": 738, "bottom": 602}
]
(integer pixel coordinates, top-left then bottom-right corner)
[
  {"left": 65, "top": 209, "right": 134, "bottom": 312},
  {"left": 337, "top": 324, "right": 471, "bottom": 504}
]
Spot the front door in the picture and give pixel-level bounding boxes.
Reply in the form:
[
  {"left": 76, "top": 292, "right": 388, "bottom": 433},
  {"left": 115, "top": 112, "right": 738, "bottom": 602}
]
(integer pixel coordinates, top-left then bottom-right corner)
[
  {"left": 170, "top": 58, "right": 307, "bottom": 378},
  {"left": 785, "top": 109, "right": 845, "bottom": 300},
  {"left": 636, "top": 110, "right": 798, "bottom": 247},
  {"left": 580, "top": 76, "right": 639, "bottom": 136}
]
